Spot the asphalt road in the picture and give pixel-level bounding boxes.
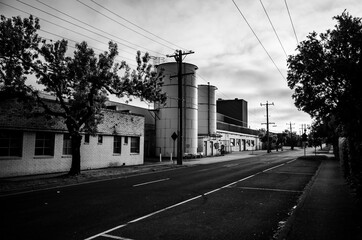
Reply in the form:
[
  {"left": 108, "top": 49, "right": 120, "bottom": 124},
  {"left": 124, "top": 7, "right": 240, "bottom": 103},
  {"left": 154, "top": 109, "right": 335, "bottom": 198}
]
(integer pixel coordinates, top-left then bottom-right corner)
[{"left": 0, "top": 150, "right": 321, "bottom": 240}]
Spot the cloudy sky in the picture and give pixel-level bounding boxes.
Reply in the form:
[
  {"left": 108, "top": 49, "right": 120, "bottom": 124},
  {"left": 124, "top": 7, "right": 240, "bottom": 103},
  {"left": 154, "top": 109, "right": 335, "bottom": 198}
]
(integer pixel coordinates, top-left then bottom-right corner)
[{"left": 1, "top": 0, "right": 361, "bottom": 133}]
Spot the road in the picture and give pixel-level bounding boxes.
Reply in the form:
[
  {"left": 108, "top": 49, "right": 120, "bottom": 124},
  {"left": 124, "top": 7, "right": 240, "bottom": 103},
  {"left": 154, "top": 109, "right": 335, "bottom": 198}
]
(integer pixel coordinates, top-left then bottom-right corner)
[{"left": 0, "top": 150, "right": 320, "bottom": 240}]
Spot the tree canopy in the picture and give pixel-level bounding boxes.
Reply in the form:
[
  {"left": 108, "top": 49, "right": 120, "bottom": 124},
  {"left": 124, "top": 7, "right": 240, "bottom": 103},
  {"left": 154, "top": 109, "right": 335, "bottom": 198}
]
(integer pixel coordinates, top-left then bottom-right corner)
[
  {"left": 0, "top": 15, "right": 167, "bottom": 175},
  {"left": 287, "top": 11, "right": 362, "bottom": 192},
  {"left": 287, "top": 11, "right": 362, "bottom": 128}
]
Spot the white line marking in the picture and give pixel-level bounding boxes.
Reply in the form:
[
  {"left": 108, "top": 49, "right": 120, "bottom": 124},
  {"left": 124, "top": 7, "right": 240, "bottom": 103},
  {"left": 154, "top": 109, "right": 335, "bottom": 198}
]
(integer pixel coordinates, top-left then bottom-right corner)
[
  {"left": 132, "top": 178, "right": 170, "bottom": 187},
  {"left": 272, "top": 171, "right": 314, "bottom": 175},
  {"left": 84, "top": 161, "right": 293, "bottom": 240},
  {"left": 102, "top": 234, "right": 134, "bottom": 240},
  {"left": 263, "top": 163, "right": 285, "bottom": 172},
  {"left": 234, "top": 186, "right": 303, "bottom": 193},
  {"left": 0, "top": 168, "right": 180, "bottom": 197},
  {"left": 84, "top": 173, "right": 260, "bottom": 240},
  {"left": 287, "top": 159, "right": 297, "bottom": 164}
]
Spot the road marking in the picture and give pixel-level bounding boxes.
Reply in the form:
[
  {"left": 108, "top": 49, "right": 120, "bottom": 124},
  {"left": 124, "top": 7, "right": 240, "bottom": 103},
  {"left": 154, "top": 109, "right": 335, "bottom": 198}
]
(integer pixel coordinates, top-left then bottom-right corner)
[
  {"left": 262, "top": 163, "right": 285, "bottom": 172},
  {"left": 133, "top": 178, "right": 170, "bottom": 187},
  {"left": 84, "top": 161, "right": 291, "bottom": 240},
  {"left": 272, "top": 171, "right": 315, "bottom": 175},
  {"left": 287, "top": 159, "right": 297, "bottom": 164},
  {"left": 234, "top": 186, "right": 303, "bottom": 193},
  {"left": 84, "top": 173, "right": 261, "bottom": 240},
  {"left": 102, "top": 234, "right": 134, "bottom": 240}
]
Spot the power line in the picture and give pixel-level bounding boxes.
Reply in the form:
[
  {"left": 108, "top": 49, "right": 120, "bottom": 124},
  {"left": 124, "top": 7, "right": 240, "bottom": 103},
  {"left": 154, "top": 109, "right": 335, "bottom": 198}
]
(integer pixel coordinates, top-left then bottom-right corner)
[
  {"left": 89, "top": 0, "right": 187, "bottom": 52},
  {"left": 259, "top": 0, "right": 288, "bottom": 58},
  {"left": 39, "top": 29, "right": 136, "bottom": 63},
  {"left": 2, "top": 2, "right": 140, "bottom": 61},
  {"left": 284, "top": 0, "right": 299, "bottom": 44},
  {"left": 30, "top": 0, "right": 164, "bottom": 56},
  {"left": 232, "top": 0, "right": 286, "bottom": 81},
  {"left": 76, "top": 0, "right": 176, "bottom": 52}
]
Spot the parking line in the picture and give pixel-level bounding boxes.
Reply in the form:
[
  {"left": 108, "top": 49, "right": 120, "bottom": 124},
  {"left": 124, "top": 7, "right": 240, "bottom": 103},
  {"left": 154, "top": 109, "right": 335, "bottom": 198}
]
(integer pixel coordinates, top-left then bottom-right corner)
[
  {"left": 234, "top": 186, "right": 303, "bottom": 193},
  {"left": 132, "top": 178, "right": 170, "bottom": 187},
  {"left": 102, "top": 234, "right": 134, "bottom": 240}
]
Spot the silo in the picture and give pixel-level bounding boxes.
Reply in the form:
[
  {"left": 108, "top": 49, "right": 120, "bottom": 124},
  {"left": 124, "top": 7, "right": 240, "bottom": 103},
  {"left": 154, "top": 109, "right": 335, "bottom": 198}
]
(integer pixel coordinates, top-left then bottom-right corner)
[
  {"left": 155, "top": 62, "right": 198, "bottom": 157},
  {"left": 198, "top": 84, "right": 217, "bottom": 136}
]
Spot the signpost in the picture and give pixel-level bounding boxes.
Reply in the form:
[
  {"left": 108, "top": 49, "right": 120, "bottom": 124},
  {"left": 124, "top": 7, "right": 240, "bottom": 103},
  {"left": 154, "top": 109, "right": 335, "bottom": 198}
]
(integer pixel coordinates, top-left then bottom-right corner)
[
  {"left": 171, "top": 132, "right": 178, "bottom": 164},
  {"left": 302, "top": 132, "right": 307, "bottom": 157}
]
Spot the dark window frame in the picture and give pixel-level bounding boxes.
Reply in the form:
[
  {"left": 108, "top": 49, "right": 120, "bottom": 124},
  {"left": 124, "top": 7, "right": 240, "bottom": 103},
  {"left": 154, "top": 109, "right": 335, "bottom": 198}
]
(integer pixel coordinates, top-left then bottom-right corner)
[
  {"left": 0, "top": 130, "right": 23, "bottom": 157},
  {"left": 130, "top": 137, "right": 140, "bottom": 154},
  {"left": 84, "top": 134, "right": 90, "bottom": 144},
  {"left": 63, "top": 134, "right": 72, "bottom": 155},
  {"left": 98, "top": 135, "right": 103, "bottom": 144},
  {"left": 113, "top": 136, "right": 122, "bottom": 154},
  {"left": 35, "top": 132, "right": 55, "bottom": 156}
]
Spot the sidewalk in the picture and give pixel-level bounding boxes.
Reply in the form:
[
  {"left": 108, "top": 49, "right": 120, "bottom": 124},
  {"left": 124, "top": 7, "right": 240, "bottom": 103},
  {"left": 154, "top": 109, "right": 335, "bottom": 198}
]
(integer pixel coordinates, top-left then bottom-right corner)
[
  {"left": 0, "top": 150, "right": 266, "bottom": 196},
  {"left": 277, "top": 154, "right": 362, "bottom": 240}
]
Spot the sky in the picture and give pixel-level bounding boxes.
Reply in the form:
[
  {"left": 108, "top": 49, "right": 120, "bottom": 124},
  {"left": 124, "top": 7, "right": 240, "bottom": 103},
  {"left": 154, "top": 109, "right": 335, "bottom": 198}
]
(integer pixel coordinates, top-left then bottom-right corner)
[{"left": 1, "top": 0, "right": 361, "bottom": 134}]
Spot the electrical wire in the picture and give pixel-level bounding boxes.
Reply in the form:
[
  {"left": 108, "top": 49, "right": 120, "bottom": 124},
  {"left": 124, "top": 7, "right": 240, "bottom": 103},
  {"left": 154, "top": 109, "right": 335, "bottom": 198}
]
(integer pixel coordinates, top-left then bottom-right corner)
[
  {"left": 89, "top": 0, "right": 188, "bottom": 52},
  {"left": 232, "top": 0, "right": 286, "bottom": 81},
  {"left": 2, "top": 2, "right": 140, "bottom": 62},
  {"left": 259, "top": 0, "right": 288, "bottom": 58},
  {"left": 76, "top": 0, "right": 176, "bottom": 52},
  {"left": 15, "top": 0, "right": 165, "bottom": 56},
  {"left": 284, "top": 0, "right": 299, "bottom": 44}
]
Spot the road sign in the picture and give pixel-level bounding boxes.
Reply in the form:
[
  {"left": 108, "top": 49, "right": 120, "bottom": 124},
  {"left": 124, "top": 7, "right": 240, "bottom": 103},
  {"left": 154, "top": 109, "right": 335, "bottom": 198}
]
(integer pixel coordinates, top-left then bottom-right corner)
[{"left": 171, "top": 132, "right": 178, "bottom": 141}]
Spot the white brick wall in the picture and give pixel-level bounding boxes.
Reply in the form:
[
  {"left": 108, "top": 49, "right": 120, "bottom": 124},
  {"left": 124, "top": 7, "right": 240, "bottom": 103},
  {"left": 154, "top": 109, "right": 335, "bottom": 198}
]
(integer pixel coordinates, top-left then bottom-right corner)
[{"left": 0, "top": 114, "right": 145, "bottom": 178}]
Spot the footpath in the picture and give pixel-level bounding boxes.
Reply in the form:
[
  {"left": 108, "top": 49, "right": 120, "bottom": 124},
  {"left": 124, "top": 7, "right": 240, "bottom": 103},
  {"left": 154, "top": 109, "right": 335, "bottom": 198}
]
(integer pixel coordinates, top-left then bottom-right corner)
[{"left": 1, "top": 148, "right": 361, "bottom": 239}]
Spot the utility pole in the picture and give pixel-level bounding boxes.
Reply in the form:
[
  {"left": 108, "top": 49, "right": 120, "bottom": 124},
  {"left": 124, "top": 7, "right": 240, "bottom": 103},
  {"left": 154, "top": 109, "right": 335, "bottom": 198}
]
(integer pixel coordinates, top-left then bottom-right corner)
[
  {"left": 261, "top": 101, "right": 274, "bottom": 153},
  {"left": 166, "top": 50, "right": 194, "bottom": 165},
  {"left": 286, "top": 122, "right": 295, "bottom": 150}
]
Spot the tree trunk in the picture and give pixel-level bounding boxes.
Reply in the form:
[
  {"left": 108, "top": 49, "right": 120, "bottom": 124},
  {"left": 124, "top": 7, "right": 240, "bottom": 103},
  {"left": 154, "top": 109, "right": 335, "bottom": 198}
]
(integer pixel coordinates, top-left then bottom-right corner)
[{"left": 69, "top": 133, "right": 82, "bottom": 176}]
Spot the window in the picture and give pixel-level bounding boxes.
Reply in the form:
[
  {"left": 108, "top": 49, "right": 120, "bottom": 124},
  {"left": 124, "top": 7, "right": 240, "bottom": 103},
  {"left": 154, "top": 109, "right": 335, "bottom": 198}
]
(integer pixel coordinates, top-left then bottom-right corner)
[
  {"left": 113, "top": 136, "right": 121, "bottom": 154},
  {"left": 84, "top": 134, "right": 90, "bottom": 144},
  {"left": 0, "top": 130, "right": 23, "bottom": 157},
  {"left": 124, "top": 136, "right": 128, "bottom": 144},
  {"left": 230, "top": 138, "right": 235, "bottom": 147},
  {"left": 98, "top": 135, "right": 103, "bottom": 144},
  {"left": 130, "top": 137, "right": 140, "bottom": 153},
  {"left": 63, "top": 134, "right": 72, "bottom": 155},
  {"left": 35, "top": 132, "right": 54, "bottom": 156}
]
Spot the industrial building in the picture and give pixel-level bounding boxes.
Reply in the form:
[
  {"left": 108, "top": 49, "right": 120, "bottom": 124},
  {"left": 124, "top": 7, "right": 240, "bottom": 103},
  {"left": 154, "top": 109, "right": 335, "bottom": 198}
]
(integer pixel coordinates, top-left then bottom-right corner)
[{"left": 107, "top": 61, "right": 261, "bottom": 158}]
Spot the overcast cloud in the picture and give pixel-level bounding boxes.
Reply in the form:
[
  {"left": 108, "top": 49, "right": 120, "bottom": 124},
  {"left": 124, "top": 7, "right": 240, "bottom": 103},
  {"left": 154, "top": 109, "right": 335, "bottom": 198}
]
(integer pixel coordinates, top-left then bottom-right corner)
[{"left": 1, "top": 0, "right": 361, "bottom": 133}]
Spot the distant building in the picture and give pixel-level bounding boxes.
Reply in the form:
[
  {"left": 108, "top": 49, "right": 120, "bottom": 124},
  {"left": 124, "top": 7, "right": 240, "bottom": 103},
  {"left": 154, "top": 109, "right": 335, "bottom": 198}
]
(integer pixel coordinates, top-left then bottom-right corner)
[{"left": 216, "top": 98, "right": 248, "bottom": 128}]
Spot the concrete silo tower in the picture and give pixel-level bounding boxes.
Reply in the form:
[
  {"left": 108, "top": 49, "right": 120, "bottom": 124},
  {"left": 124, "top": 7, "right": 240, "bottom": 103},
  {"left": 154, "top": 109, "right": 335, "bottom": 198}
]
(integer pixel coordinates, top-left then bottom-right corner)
[
  {"left": 155, "top": 62, "right": 198, "bottom": 158},
  {"left": 198, "top": 83, "right": 217, "bottom": 136}
]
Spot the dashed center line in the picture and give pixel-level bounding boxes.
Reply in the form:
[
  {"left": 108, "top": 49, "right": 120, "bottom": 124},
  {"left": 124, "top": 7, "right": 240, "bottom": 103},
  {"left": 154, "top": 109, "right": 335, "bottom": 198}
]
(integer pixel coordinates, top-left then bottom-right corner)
[{"left": 132, "top": 178, "right": 170, "bottom": 187}]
